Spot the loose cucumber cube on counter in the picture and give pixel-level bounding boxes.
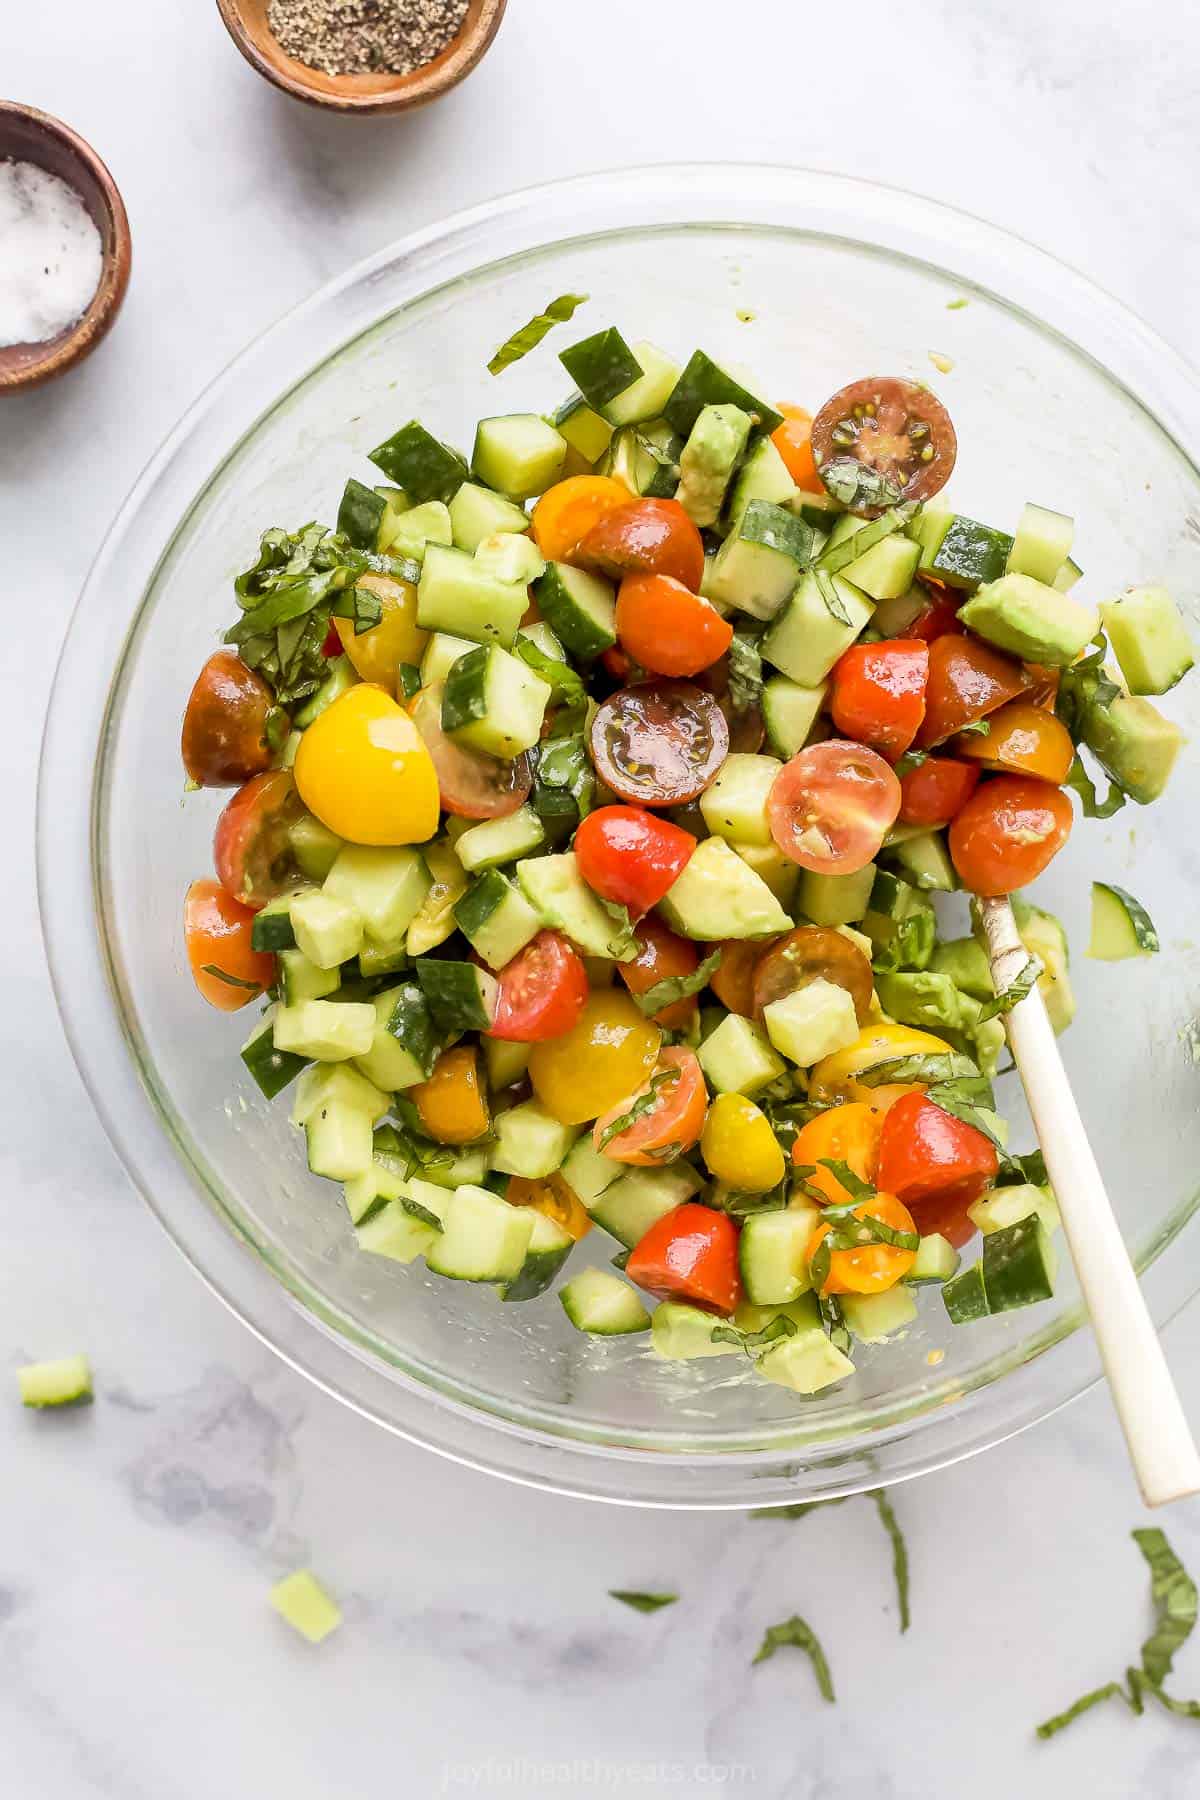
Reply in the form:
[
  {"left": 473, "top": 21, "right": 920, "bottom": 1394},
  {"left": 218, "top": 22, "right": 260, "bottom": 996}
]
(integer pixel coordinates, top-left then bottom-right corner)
[
  {"left": 731, "top": 840, "right": 798, "bottom": 909},
  {"left": 1087, "top": 880, "right": 1159, "bottom": 961},
  {"left": 323, "top": 844, "right": 431, "bottom": 945},
  {"left": 490, "top": 1100, "right": 579, "bottom": 1181},
  {"left": 417, "top": 545, "right": 529, "bottom": 649},
  {"left": 289, "top": 813, "right": 344, "bottom": 882},
  {"left": 725, "top": 435, "right": 798, "bottom": 524},
  {"left": 841, "top": 1286, "right": 918, "bottom": 1343},
  {"left": 355, "top": 984, "right": 438, "bottom": 1092},
  {"left": 288, "top": 890, "right": 363, "bottom": 971},
  {"left": 18, "top": 1355, "right": 93, "bottom": 1409},
  {"left": 499, "top": 1212, "right": 575, "bottom": 1303},
  {"left": 385, "top": 499, "right": 453, "bottom": 560},
  {"left": 1098, "top": 586, "right": 1194, "bottom": 696},
  {"left": 455, "top": 805, "right": 546, "bottom": 874},
  {"left": 553, "top": 390, "right": 615, "bottom": 464},
  {"left": 588, "top": 1165, "right": 700, "bottom": 1248},
  {"left": 447, "top": 480, "right": 530, "bottom": 553},
  {"left": 675, "top": 403, "right": 752, "bottom": 529},
  {"left": 273, "top": 1000, "right": 376, "bottom": 1063},
  {"left": 426, "top": 1184, "right": 534, "bottom": 1283},
  {"left": 601, "top": 341, "right": 681, "bottom": 427},
  {"left": 756, "top": 1328, "right": 855, "bottom": 1395},
  {"left": 472, "top": 414, "right": 567, "bottom": 500},
  {"left": 738, "top": 1205, "right": 820, "bottom": 1306},
  {"left": 763, "top": 978, "right": 859, "bottom": 1068},
  {"left": 907, "top": 1233, "right": 961, "bottom": 1284},
  {"left": 532, "top": 562, "right": 616, "bottom": 660},
  {"left": 441, "top": 643, "right": 552, "bottom": 758},
  {"left": 761, "top": 674, "right": 827, "bottom": 758},
  {"left": 662, "top": 349, "right": 783, "bottom": 438},
  {"left": 1006, "top": 501, "right": 1073, "bottom": 586},
  {"left": 705, "top": 500, "right": 813, "bottom": 620},
  {"left": 291, "top": 1061, "right": 389, "bottom": 1129},
  {"left": 698, "top": 752, "right": 781, "bottom": 846},
  {"left": 369, "top": 420, "right": 468, "bottom": 504},
  {"left": 697, "top": 1013, "right": 787, "bottom": 1097},
  {"left": 280, "top": 946, "right": 340, "bottom": 1006},
  {"left": 560, "top": 1134, "right": 624, "bottom": 1205},
  {"left": 473, "top": 531, "right": 545, "bottom": 587},
  {"left": 958, "top": 574, "right": 1099, "bottom": 667},
  {"left": 483, "top": 1035, "right": 532, "bottom": 1093},
  {"left": 355, "top": 1198, "right": 440, "bottom": 1266},
  {"left": 516, "top": 851, "right": 636, "bottom": 959},
  {"left": 761, "top": 572, "right": 874, "bottom": 685},
  {"left": 797, "top": 864, "right": 876, "bottom": 927},
  {"left": 560, "top": 1268, "right": 651, "bottom": 1335},
  {"left": 651, "top": 1301, "right": 744, "bottom": 1360},
  {"left": 968, "top": 1183, "right": 1061, "bottom": 1239},
  {"left": 657, "top": 836, "right": 791, "bottom": 941},
  {"left": 269, "top": 1570, "right": 342, "bottom": 1645}
]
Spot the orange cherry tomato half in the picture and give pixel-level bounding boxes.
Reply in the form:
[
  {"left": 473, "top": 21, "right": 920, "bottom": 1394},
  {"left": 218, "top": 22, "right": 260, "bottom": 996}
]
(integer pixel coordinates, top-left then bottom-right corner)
[
  {"left": 506, "top": 1173, "right": 593, "bottom": 1242},
  {"left": 531, "top": 475, "right": 631, "bottom": 563},
  {"left": 182, "top": 650, "right": 274, "bottom": 788},
  {"left": 625, "top": 1201, "right": 743, "bottom": 1314},
  {"left": 487, "top": 931, "right": 589, "bottom": 1043},
  {"left": 212, "top": 770, "right": 304, "bottom": 909},
  {"left": 830, "top": 639, "right": 929, "bottom": 761},
  {"left": 410, "top": 683, "right": 532, "bottom": 820},
  {"left": 615, "top": 572, "right": 733, "bottom": 679},
  {"left": 954, "top": 699, "right": 1075, "bottom": 785},
  {"left": 876, "top": 1090, "right": 998, "bottom": 1215},
  {"left": 915, "top": 634, "right": 1032, "bottom": 749},
  {"left": 590, "top": 680, "right": 729, "bottom": 808},
  {"left": 708, "top": 937, "right": 773, "bottom": 1017},
  {"left": 592, "top": 1047, "right": 708, "bottom": 1167},
  {"left": 898, "top": 755, "right": 980, "bottom": 827},
  {"left": 808, "top": 1192, "right": 918, "bottom": 1294},
  {"left": 768, "top": 739, "right": 901, "bottom": 874},
  {"left": 576, "top": 498, "right": 705, "bottom": 592},
  {"left": 752, "top": 926, "right": 875, "bottom": 1027},
  {"left": 948, "top": 774, "right": 1074, "bottom": 896},
  {"left": 810, "top": 377, "right": 957, "bottom": 515},
  {"left": 411, "top": 1046, "right": 491, "bottom": 1145},
  {"left": 791, "top": 1102, "right": 883, "bottom": 1206},
  {"left": 184, "top": 878, "right": 274, "bottom": 1010},
  {"left": 575, "top": 804, "right": 696, "bottom": 916},
  {"left": 770, "top": 404, "right": 826, "bottom": 494},
  {"left": 618, "top": 915, "right": 701, "bottom": 1030}
]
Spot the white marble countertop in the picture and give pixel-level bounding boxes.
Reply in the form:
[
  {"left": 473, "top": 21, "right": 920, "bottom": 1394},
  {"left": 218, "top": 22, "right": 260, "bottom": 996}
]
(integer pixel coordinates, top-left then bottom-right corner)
[{"left": 5, "top": 2, "right": 1200, "bottom": 1794}]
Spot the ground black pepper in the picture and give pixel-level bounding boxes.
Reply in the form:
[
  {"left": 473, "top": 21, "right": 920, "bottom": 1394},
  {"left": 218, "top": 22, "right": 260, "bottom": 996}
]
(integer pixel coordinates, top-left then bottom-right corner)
[{"left": 267, "top": 0, "right": 471, "bottom": 77}]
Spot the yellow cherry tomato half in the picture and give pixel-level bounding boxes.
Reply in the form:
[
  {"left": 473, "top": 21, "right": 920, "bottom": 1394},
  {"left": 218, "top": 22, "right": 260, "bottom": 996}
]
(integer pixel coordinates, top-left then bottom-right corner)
[
  {"left": 807, "top": 1022, "right": 953, "bottom": 1109},
  {"left": 701, "top": 1093, "right": 786, "bottom": 1192},
  {"left": 335, "top": 572, "right": 427, "bottom": 694},
  {"left": 528, "top": 991, "right": 661, "bottom": 1126},
  {"left": 294, "top": 682, "right": 439, "bottom": 846},
  {"left": 411, "top": 1046, "right": 491, "bottom": 1145}
]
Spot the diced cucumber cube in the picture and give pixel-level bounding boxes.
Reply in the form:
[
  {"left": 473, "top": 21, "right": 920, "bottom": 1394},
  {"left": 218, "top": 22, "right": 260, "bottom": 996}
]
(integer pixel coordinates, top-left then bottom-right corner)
[
  {"left": 355, "top": 1199, "right": 439, "bottom": 1265},
  {"left": 305, "top": 1098, "right": 374, "bottom": 1181},
  {"left": 18, "top": 1355, "right": 93, "bottom": 1408},
  {"left": 698, "top": 753, "right": 782, "bottom": 846},
  {"left": 841, "top": 531, "right": 921, "bottom": 600},
  {"left": 280, "top": 947, "right": 341, "bottom": 1006},
  {"left": 756, "top": 1329, "right": 854, "bottom": 1395},
  {"left": 269, "top": 1570, "right": 342, "bottom": 1644},
  {"left": 414, "top": 960, "right": 498, "bottom": 1034},
  {"left": 560, "top": 1134, "right": 624, "bottom": 1205},
  {"left": 386, "top": 499, "right": 453, "bottom": 560},
  {"left": 517, "top": 619, "right": 567, "bottom": 662},
  {"left": 559, "top": 327, "right": 643, "bottom": 409},
  {"left": 425, "top": 1184, "right": 535, "bottom": 1282},
  {"left": 323, "top": 845, "right": 431, "bottom": 945},
  {"left": 763, "top": 978, "right": 859, "bottom": 1067},
  {"left": 554, "top": 390, "right": 615, "bottom": 463},
  {"left": 761, "top": 572, "right": 874, "bottom": 685},
  {"left": 888, "top": 830, "right": 957, "bottom": 893},
  {"left": 417, "top": 545, "right": 529, "bottom": 649},
  {"left": 908, "top": 1233, "right": 961, "bottom": 1284},
  {"left": 663, "top": 350, "right": 783, "bottom": 438},
  {"left": 738, "top": 1205, "right": 820, "bottom": 1305},
  {"left": 697, "top": 1013, "right": 787, "bottom": 1097},
  {"left": 1098, "top": 586, "right": 1194, "bottom": 696},
  {"left": 472, "top": 414, "right": 567, "bottom": 500},
  {"left": 559, "top": 1269, "right": 651, "bottom": 1335},
  {"left": 725, "top": 435, "right": 798, "bottom": 524},
  {"left": 968, "top": 1182, "right": 1060, "bottom": 1238},
  {"left": 454, "top": 870, "right": 543, "bottom": 970},
  {"left": 291, "top": 1061, "right": 389, "bottom": 1128},
  {"left": 369, "top": 420, "right": 468, "bottom": 503},
  {"left": 483, "top": 1036, "right": 532, "bottom": 1092},
  {"left": 499, "top": 1211, "right": 576, "bottom": 1303},
  {"left": 532, "top": 562, "right": 617, "bottom": 660},
  {"left": 420, "top": 630, "right": 478, "bottom": 688},
  {"left": 602, "top": 340, "right": 681, "bottom": 428},
  {"left": 288, "top": 890, "right": 363, "bottom": 971},
  {"left": 441, "top": 643, "right": 552, "bottom": 758},
  {"left": 706, "top": 500, "right": 813, "bottom": 620},
  {"left": 840, "top": 1286, "right": 918, "bottom": 1342},
  {"left": 797, "top": 865, "right": 876, "bottom": 927},
  {"left": 490, "top": 1100, "right": 579, "bottom": 1180},
  {"left": 273, "top": 1001, "right": 376, "bottom": 1063},
  {"left": 338, "top": 476, "right": 386, "bottom": 550},
  {"left": 761, "top": 675, "right": 828, "bottom": 758},
  {"left": 448, "top": 481, "right": 530, "bottom": 553},
  {"left": 294, "top": 655, "right": 357, "bottom": 728},
  {"left": 355, "top": 984, "right": 438, "bottom": 1092},
  {"left": 343, "top": 1156, "right": 408, "bottom": 1226},
  {"left": 651, "top": 1301, "right": 743, "bottom": 1360},
  {"left": 405, "top": 838, "right": 468, "bottom": 957},
  {"left": 588, "top": 1165, "right": 700, "bottom": 1247},
  {"left": 455, "top": 805, "right": 546, "bottom": 873},
  {"left": 474, "top": 531, "right": 545, "bottom": 587},
  {"left": 1006, "top": 501, "right": 1074, "bottom": 586},
  {"left": 289, "top": 813, "right": 344, "bottom": 881}
]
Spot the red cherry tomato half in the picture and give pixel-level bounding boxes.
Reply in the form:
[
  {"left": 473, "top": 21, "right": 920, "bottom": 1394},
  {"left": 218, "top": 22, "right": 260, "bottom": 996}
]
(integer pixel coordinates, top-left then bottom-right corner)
[
  {"left": 615, "top": 572, "right": 733, "bottom": 679},
  {"left": 618, "top": 914, "right": 701, "bottom": 1029},
  {"left": 575, "top": 499, "right": 705, "bottom": 592},
  {"left": 906, "top": 583, "right": 964, "bottom": 644},
  {"left": 181, "top": 650, "right": 274, "bottom": 788},
  {"left": 949, "top": 774, "right": 1074, "bottom": 896},
  {"left": 574, "top": 805, "right": 696, "bottom": 916},
  {"left": 810, "top": 376, "right": 957, "bottom": 515},
  {"left": 321, "top": 622, "right": 343, "bottom": 658},
  {"left": 625, "top": 1201, "right": 743, "bottom": 1315},
  {"left": 901, "top": 1188, "right": 979, "bottom": 1250},
  {"left": 183, "top": 878, "right": 274, "bottom": 1010},
  {"left": 830, "top": 639, "right": 929, "bottom": 761},
  {"left": 410, "top": 683, "right": 532, "bottom": 821},
  {"left": 915, "top": 635, "right": 1032, "bottom": 749},
  {"left": 592, "top": 1047, "right": 708, "bottom": 1167},
  {"left": 898, "top": 756, "right": 980, "bottom": 827},
  {"left": 876, "top": 1091, "right": 999, "bottom": 1214},
  {"left": 213, "top": 770, "right": 304, "bottom": 909},
  {"left": 768, "top": 739, "right": 902, "bottom": 874},
  {"left": 589, "top": 681, "right": 729, "bottom": 808},
  {"left": 487, "top": 930, "right": 589, "bottom": 1043}
]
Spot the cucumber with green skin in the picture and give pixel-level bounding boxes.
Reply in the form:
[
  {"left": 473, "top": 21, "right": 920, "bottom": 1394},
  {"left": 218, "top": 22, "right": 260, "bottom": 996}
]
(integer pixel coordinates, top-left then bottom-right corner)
[
  {"left": 553, "top": 390, "right": 614, "bottom": 463},
  {"left": 441, "top": 643, "right": 552, "bottom": 759},
  {"left": 1006, "top": 501, "right": 1073, "bottom": 586},
  {"left": 417, "top": 545, "right": 529, "bottom": 649},
  {"left": 1088, "top": 882, "right": 1159, "bottom": 960},
  {"left": 662, "top": 350, "right": 784, "bottom": 437},
  {"left": 242, "top": 1014, "right": 311, "bottom": 1100},
  {"left": 454, "top": 870, "right": 543, "bottom": 971},
  {"left": 588, "top": 1165, "right": 700, "bottom": 1249},
  {"left": 426, "top": 1184, "right": 534, "bottom": 1283},
  {"left": 559, "top": 1268, "right": 651, "bottom": 1334},
  {"left": 472, "top": 414, "right": 568, "bottom": 501},
  {"left": 447, "top": 481, "right": 530, "bottom": 553},
  {"left": 454, "top": 805, "right": 546, "bottom": 873},
  {"left": 532, "top": 562, "right": 616, "bottom": 659},
  {"left": 499, "top": 1211, "right": 575, "bottom": 1302},
  {"left": 355, "top": 983, "right": 439, "bottom": 1092},
  {"left": 337, "top": 477, "right": 386, "bottom": 550},
  {"left": 559, "top": 328, "right": 643, "bottom": 410},
  {"left": 369, "top": 420, "right": 468, "bottom": 503},
  {"left": 706, "top": 500, "right": 815, "bottom": 620},
  {"left": 414, "top": 959, "right": 498, "bottom": 1033},
  {"left": 490, "top": 1100, "right": 579, "bottom": 1181},
  {"left": 912, "top": 510, "right": 1012, "bottom": 591}
]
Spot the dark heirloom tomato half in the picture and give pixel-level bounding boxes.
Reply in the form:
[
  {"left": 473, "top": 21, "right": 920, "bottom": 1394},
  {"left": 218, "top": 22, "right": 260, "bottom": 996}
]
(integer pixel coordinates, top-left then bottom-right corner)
[
  {"left": 906, "top": 584, "right": 964, "bottom": 644},
  {"left": 575, "top": 498, "right": 706, "bottom": 592},
  {"left": 915, "top": 634, "right": 1033, "bottom": 748},
  {"left": 410, "top": 683, "right": 532, "bottom": 820},
  {"left": 768, "top": 739, "right": 901, "bottom": 874},
  {"left": 810, "top": 377, "right": 957, "bottom": 515},
  {"left": 830, "top": 639, "right": 929, "bottom": 761},
  {"left": 589, "top": 681, "right": 729, "bottom": 808},
  {"left": 213, "top": 770, "right": 305, "bottom": 909},
  {"left": 618, "top": 915, "right": 701, "bottom": 1029},
  {"left": 574, "top": 805, "right": 696, "bottom": 914},
  {"left": 487, "top": 931, "right": 588, "bottom": 1043},
  {"left": 948, "top": 775, "right": 1074, "bottom": 896},
  {"left": 182, "top": 650, "right": 274, "bottom": 787},
  {"left": 752, "top": 925, "right": 875, "bottom": 1026},
  {"left": 898, "top": 756, "right": 980, "bottom": 827}
]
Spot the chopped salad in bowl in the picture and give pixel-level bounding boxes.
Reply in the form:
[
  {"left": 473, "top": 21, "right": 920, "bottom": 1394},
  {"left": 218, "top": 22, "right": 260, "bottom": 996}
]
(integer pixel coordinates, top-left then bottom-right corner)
[{"left": 179, "top": 323, "right": 1192, "bottom": 1400}]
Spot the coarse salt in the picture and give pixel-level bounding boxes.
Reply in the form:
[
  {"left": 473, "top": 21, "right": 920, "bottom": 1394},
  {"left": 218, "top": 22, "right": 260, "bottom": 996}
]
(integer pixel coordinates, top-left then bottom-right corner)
[{"left": 0, "top": 159, "right": 103, "bottom": 350}]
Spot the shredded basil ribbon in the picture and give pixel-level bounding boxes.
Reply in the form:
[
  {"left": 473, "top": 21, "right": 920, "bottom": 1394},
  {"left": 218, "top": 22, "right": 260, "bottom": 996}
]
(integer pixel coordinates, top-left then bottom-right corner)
[
  {"left": 751, "top": 1491, "right": 911, "bottom": 1635},
  {"left": 400, "top": 1197, "right": 443, "bottom": 1231},
  {"left": 1066, "top": 751, "right": 1127, "bottom": 819},
  {"left": 595, "top": 1068, "right": 679, "bottom": 1151},
  {"left": 199, "top": 964, "right": 263, "bottom": 992},
  {"left": 609, "top": 1590, "right": 677, "bottom": 1614},
  {"left": 752, "top": 1614, "right": 836, "bottom": 1702},
  {"left": 487, "top": 293, "right": 590, "bottom": 375},
  {"left": 977, "top": 953, "right": 1043, "bottom": 1023},
  {"left": 818, "top": 457, "right": 903, "bottom": 513},
  {"left": 634, "top": 948, "right": 723, "bottom": 1018}
]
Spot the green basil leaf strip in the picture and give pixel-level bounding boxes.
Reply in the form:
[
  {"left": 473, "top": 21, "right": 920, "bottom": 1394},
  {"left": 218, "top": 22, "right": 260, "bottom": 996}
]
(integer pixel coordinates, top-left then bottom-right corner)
[
  {"left": 1055, "top": 638, "right": 1122, "bottom": 744},
  {"left": 817, "top": 1159, "right": 876, "bottom": 1204},
  {"left": 1036, "top": 1682, "right": 1132, "bottom": 1740},
  {"left": 752, "top": 1614, "right": 836, "bottom": 1704},
  {"left": 396, "top": 663, "right": 422, "bottom": 701},
  {"left": 709, "top": 1323, "right": 746, "bottom": 1347},
  {"left": 855, "top": 1052, "right": 981, "bottom": 1089},
  {"left": 610, "top": 1248, "right": 631, "bottom": 1271},
  {"left": 264, "top": 705, "right": 290, "bottom": 753},
  {"left": 712, "top": 1175, "right": 790, "bottom": 1219},
  {"left": 868, "top": 1489, "right": 911, "bottom": 1633},
  {"left": 816, "top": 503, "right": 917, "bottom": 576},
  {"left": 808, "top": 1234, "right": 832, "bottom": 1296},
  {"left": 487, "top": 293, "right": 590, "bottom": 376},
  {"left": 595, "top": 1068, "right": 679, "bottom": 1152},
  {"left": 1065, "top": 752, "right": 1128, "bottom": 820},
  {"left": 514, "top": 634, "right": 587, "bottom": 709},
  {"left": 861, "top": 1216, "right": 920, "bottom": 1251},
  {"left": 996, "top": 1148, "right": 1047, "bottom": 1189},
  {"left": 727, "top": 630, "right": 764, "bottom": 715},
  {"left": 976, "top": 954, "right": 1043, "bottom": 1023},
  {"left": 533, "top": 732, "right": 595, "bottom": 822},
  {"left": 956, "top": 717, "right": 991, "bottom": 737},
  {"left": 814, "top": 566, "right": 852, "bottom": 625},
  {"left": 752, "top": 1498, "right": 853, "bottom": 1520},
  {"left": 818, "top": 457, "right": 903, "bottom": 513},
  {"left": 608, "top": 1590, "right": 677, "bottom": 1614},
  {"left": 225, "top": 567, "right": 343, "bottom": 643},
  {"left": 819, "top": 1293, "right": 852, "bottom": 1356},
  {"left": 199, "top": 965, "right": 263, "bottom": 992},
  {"left": 893, "top": 748, "right": 928, "bottom": 779},
  {"left": 328, "top": 585, "right": 384, "bottom": 635},
  {"left": 400, "top": 1197, "right": 444, "bottom": 1231},
  {"left": 634, "top": 948, "right": 724, "bottom": 1018}
]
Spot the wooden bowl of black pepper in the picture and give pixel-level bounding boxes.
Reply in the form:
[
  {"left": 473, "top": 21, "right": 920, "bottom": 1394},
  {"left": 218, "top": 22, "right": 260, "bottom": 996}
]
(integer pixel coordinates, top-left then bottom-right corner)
[{"left": 216, "top": 0, "right": 507, "bottom": 113}]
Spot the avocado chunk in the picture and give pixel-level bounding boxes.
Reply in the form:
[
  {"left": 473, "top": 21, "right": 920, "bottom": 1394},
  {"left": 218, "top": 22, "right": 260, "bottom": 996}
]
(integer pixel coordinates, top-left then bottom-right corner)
[
  {"left": 657, "top": 836, "right": 792, "bottom": 940},
  {"left": 958, "top": 572, "right": 1099, "bottom": 667},
  {"left": 675, "top": 403, "right": 752, "bottom": 529},
  {"left": 1080, "top": 691, "right": 1185, "bottom": 805},
  {"left": 1098, "top": 586, "right": 1194, "bottom": 696}
]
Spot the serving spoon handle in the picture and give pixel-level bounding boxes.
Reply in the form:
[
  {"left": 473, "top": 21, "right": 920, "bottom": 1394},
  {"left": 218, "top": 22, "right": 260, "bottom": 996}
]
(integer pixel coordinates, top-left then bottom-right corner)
[{"left": 978, "top": 894, "right": 1200, "bottom": 1507}]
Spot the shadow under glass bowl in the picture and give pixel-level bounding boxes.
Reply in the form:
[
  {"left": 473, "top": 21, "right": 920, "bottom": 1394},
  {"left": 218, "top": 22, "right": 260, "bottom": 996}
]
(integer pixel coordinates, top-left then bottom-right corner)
[{"left": 38, "top": 166, "right": 1200, "bottom": 1508}]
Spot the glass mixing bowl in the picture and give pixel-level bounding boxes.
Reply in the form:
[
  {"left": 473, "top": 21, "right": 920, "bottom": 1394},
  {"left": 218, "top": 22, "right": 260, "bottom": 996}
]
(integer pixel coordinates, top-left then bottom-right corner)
[{"left": 39, "top": 167, "right": 1200, "bottom": 1507}]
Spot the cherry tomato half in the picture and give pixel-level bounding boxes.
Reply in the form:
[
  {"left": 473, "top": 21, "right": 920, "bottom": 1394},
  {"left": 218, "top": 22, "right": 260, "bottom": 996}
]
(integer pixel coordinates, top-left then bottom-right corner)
[
  {"left": 790, "top": 1103, "right": 883, "bottom": 1206},
  {"left": 181, "top": 651, "right": 274, "bottom": 788},
  {"left": 410, "top": 683, "right": 532, "bottom": 820},
  {"left": 915, "top": 635, "right": 1032, "bottom": 749},
  {"left": 575, "top": 804, "right": 696, "bottom": 916},
  {"left": 592, "top": 1047, "right": 708, "bottom": 1167},
  {"left": 615, "top": 572, "right": 733, "bottom": 679},
  {"left": 768, "top": 739, "right": 901, "bottom": 874},
  {"left": 770, "top": 404, "right": 826, "bottom": 494},
  {"left": 906, "top": 583, "right": 964, "bottom": 644},
  {"left": 954, "top": 699, "right": 1075, "bottom": 785},
  {"left": 183, "top": 878, "right": 274, "bottom": 1010},
  {"left": 830, "top": 639, "right": 929, "bottom": 761},
  {"left": 752, "top": 926, "right": 875, "bottom": 1027},
  {"left": 589, "top": 681, "right": 729, "bottom": 808},
  {"left": 810, "top": 377, "right": 957, "bottom": 514},
  {"left": 875, "top": 1091, "right": 998, "bottom": 1215},
  {"left": 948, "top": 775, "right": 1074, "bottom": 896},
  {"left": 625, "top": 1201, "right": 743, "bottom": 1314},
  {"left": 213, "top": 770, "right": 304, "bottom": 909},
  {"left": 709, "top": 937, "right": 774, "bottom": 1017},
  {"left": 898, "top": 756, "right": 980, "bottom": 827},
  {"left": 618, "top": 915, "right": 701, "bottom": 1029},
  {"left": 487, "top": 931, "right": 589, "bottom": 1043},
  {"left": 532, "top": 475, "right": 632, "bottom": 563},
  {"left": 576, "top": 498, "right": 705, "bottom": 592},
  {"left": 808, "top": 1193, "right": 918, "bottom": 1295}
]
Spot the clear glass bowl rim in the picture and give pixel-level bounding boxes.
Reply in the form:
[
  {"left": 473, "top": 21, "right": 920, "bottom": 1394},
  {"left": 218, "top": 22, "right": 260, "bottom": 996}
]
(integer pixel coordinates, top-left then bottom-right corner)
[{"left": 37, "top": 163, "right": 1200, "bottom": 1508}]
